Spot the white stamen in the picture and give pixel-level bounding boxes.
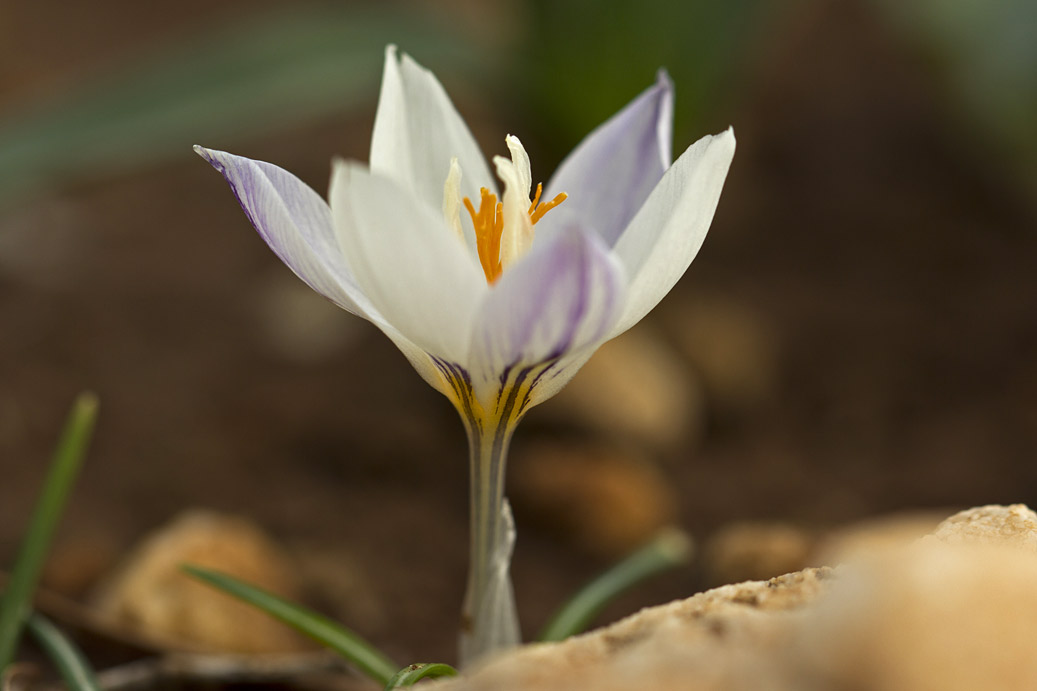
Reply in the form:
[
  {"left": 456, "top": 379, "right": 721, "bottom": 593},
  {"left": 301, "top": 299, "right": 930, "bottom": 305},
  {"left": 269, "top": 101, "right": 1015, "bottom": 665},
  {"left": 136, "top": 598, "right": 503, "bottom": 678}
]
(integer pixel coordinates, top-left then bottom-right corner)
[
  {"left": 442, "top": 157, "right": 465, "bottom": 244},
  {"left": 504, "top": 134, "right": 531, "bottom": 198},
  {"left": 495, "top": 137, "right": 535, "bottom": 270}
]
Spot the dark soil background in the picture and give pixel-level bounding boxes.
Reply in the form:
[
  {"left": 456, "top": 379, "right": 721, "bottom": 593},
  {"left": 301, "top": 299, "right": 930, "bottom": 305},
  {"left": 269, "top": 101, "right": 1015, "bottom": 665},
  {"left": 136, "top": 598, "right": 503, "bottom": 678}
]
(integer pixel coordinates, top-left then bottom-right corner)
[{"left": 1, "top": 0, "right": 1034, "bottom": 671}]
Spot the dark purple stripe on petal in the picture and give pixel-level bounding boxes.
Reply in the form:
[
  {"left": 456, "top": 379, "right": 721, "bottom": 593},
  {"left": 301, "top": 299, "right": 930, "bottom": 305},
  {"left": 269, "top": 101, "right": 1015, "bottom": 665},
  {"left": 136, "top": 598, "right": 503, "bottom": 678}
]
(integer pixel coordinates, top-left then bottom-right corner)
[{"left": 468, "top": 223, "right": 625, "bottom": 405}]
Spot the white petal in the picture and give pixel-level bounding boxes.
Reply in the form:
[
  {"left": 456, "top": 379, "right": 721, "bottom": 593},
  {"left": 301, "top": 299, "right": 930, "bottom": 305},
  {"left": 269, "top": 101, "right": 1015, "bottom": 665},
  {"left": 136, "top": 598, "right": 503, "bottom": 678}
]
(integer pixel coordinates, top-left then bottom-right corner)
[
  {"left": 468, "top": 224, "right": 625, "bottom": 404},
  {"left": 369, "top": 46, "right": 495, "bottom": 219},
  {"left": 330, "top": 160, "right": 487, "bottom": 363},
  {"left": 539, "top": 71, "right": 674, "bottom": 247},
  {"left": 194, "top": 146, "right": 378, "bottom": 320},
  {"left": 380, "top": 325, "right": 459, "bottom": 398},
  {"left": 609, "top": 128, "right": 736, "bottom": 337}
]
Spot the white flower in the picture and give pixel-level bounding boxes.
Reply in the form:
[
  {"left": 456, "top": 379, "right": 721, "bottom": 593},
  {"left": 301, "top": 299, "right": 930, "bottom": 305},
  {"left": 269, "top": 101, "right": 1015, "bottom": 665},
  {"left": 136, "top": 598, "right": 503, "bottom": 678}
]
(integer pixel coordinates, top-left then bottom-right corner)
[{"left": 196, "top": 45, "right": 734, "bottom": 665}]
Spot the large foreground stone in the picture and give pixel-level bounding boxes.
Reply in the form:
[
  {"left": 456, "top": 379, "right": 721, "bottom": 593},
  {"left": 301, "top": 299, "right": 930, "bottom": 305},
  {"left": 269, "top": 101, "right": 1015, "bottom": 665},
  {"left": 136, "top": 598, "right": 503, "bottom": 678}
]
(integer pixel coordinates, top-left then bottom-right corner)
[{"left": 440, "top": 505, "right": 1037, "bottom": 691}]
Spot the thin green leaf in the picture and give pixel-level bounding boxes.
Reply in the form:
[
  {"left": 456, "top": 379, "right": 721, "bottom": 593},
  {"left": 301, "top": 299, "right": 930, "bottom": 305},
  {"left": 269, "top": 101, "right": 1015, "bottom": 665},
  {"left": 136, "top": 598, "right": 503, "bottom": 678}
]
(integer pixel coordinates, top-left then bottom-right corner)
[
  {"left": 384, "top": 662, "right": 458, "bottom": 689},
  {"left": 25, "top": 613, "right": 100, "bottom": 691},
  {"left": 538, "top": 528, "right": 692, "bottom": 642},
  {"left": 0, "top": 393, "right": 99, "bottom": 670},
  {"left": 183, "top": 565, "right": 398, "bottom": 685}
]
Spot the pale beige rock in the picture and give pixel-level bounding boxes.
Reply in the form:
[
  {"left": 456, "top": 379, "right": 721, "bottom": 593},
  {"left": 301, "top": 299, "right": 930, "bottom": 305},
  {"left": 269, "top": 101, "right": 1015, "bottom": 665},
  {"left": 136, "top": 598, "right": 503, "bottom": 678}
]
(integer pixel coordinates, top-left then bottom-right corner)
[
  {"left": 799, "top": 542, "right": 1037, "bottom": 690},
  {"left": 928, "top": 503, "right": 1037, "bottom": 550},
  {"left": 439, "top": 504, "right": 1037, "bottom": 691},
  {"left": 440, "top": 569, "right": 833, "bottom": 691},
  {"left": 548, "top": 327, "right": 703, "bottom": 451},
  {"left": 92, "top": 509, "right": 311, "bottom": 654},
  {"left": 509, "top": 442, "right": 677, "bottom": 559},
  {"left": 814, "top": 510, "right": 945, "bottom": 565}
]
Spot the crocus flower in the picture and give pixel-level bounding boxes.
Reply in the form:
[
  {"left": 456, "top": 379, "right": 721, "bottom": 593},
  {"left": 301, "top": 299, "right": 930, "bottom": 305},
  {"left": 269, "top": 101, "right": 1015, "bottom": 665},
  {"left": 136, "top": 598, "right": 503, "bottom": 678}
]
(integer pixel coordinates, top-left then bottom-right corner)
[{"left": 196, "top": 45, "right": 734, "bottom": 666}]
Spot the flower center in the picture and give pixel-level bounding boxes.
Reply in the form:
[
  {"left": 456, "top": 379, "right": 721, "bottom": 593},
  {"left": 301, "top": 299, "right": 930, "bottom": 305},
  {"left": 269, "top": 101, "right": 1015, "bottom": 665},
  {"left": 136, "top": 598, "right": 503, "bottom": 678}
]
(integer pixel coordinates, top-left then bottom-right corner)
[{"left": 463, "top": 183, "right": 567, "bottom": 283}]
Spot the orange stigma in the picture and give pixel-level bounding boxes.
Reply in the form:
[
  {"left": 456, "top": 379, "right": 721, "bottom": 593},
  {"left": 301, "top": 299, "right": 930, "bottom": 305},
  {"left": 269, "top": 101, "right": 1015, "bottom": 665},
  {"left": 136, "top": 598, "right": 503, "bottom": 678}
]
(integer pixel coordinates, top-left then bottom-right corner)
[
  {"left": 464, "top": 188, "right": 505, "bottom": 283},
  {"left": 464, "top": 183, "right": 567, "bottom": 284}
]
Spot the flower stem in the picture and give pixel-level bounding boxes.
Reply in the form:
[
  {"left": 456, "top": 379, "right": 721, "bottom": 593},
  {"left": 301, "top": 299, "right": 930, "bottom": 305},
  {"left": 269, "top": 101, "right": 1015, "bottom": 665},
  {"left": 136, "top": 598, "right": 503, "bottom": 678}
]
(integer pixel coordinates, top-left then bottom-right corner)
[{"left": 459, "top": 417, "right": 521, "bottom": 667}]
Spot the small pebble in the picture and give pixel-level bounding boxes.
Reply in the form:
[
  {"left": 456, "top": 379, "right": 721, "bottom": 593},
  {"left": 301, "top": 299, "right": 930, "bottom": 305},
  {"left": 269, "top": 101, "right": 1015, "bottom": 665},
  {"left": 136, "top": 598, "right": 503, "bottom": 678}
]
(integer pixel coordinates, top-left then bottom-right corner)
[{"left": 91, "top": 509, "right": 312, "bottom": 653}]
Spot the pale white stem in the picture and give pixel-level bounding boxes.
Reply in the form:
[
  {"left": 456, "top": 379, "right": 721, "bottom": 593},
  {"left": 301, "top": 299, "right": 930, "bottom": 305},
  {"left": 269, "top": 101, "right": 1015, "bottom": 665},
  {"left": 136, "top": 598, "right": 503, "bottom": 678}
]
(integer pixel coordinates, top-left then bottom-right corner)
[{"left": 459, "top": 418, "right": 521, "bottom": 667}]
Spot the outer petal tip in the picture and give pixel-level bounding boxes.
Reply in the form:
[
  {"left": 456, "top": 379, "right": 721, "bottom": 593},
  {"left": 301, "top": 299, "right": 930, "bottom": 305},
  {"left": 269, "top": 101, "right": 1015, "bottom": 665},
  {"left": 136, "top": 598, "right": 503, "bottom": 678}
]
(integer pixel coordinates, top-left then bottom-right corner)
[
  {"left": 542, "top": 72, "right": 677, "bottom": 247},
  {"left": 654, "top": 68, "right": 674, "bottom": 94},
  {"left": 609, "top": 125, "right": 736, "bottom": 338},
  {"left": 194, "top": 144, "right": 221, "bottom": 167},
  {"left": 709, "top": 127, "right": 737, "bottom": 166}
]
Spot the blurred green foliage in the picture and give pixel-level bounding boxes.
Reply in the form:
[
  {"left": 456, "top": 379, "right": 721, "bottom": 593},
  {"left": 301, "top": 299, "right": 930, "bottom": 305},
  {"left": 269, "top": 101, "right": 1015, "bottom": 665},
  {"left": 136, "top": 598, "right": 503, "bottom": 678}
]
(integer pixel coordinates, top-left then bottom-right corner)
[
  {"left": 518, "top": 0, "right": 769, "bottom": 163},
  {"left": 874, "top": 0, "right": 1037, "bottom": 189},
  {"left": 0, "top": 6, "right": 491, "bottom": 209},
  {"left": 0, "top": 0, "right": 1033, "bottom": 209}
]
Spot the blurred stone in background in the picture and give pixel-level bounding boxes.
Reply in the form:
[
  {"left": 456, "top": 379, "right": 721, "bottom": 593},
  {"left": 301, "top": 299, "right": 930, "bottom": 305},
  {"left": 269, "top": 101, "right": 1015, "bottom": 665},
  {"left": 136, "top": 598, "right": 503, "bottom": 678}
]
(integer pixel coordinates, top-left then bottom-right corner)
[{"left": 91, "top": 510, "right": 310, "bottom": 654}]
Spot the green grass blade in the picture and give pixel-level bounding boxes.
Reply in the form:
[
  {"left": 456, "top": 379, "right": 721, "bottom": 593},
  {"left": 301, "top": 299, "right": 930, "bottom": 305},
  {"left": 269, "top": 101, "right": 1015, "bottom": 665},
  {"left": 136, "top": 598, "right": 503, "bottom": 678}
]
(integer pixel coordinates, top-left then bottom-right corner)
[
  {"left": 25, "top": 613, "right": 100, "bottom": 691},
  {"left": 384, "top": 662, "right": 458, "bottom": 689},
  {"left": 0, "top": 393, "right": 99, "bottom": 670},
  {"left": 538, "top": 528, "right": 692, "bottom": 643},
  {"left": 183, "top": 565, "right": 398, "bottom": 685}
]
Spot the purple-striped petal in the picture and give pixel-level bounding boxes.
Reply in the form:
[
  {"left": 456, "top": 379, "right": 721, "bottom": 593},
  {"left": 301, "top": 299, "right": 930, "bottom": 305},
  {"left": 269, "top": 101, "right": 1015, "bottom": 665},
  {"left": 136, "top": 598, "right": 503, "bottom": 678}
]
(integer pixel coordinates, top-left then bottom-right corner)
[
  {"left": 195, "top": 146, "right": 379, "bottom": 320},
  {"left": 539, "top": 71, "right": 673, "bottom": 248},
  {"left": 467, "top": 224, "right": 625, "bottom": 405},
  {"left": 369, "top": 46, "right": 496, "bottom": 221},
  {"left": 609, "top": 128, "right": 735, "bottom": 337}
]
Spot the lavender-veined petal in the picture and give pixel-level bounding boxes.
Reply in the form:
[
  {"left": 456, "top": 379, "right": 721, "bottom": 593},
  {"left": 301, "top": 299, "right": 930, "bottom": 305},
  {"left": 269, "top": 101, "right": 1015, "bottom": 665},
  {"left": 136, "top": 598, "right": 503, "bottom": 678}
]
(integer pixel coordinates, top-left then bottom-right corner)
[
  {"left": 370, "top": 46, "right": 495, "bottom": 226},
  {"left": 468, "top": 224, "right": 625, "bottom": 405},
  {"left": 538, "top": 71, "right": 674, "bottom": 248},
  {"left": 330, "top": 159, "right": 486, "bottom": 364},
  {"left": 609, "top": 128, "right": 736, "bottom": 338},
  {"left": 194, "top": 146, "right": 379, "bottom": 320}
]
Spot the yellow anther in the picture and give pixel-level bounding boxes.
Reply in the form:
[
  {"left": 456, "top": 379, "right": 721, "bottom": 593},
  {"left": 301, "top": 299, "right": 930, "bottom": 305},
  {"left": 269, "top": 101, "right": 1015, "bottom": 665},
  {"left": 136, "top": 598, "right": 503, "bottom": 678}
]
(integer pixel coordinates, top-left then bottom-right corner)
[
  {"left": 527, "top": 183, "right": 543, "bottom": 216},
  {"left": 529, "top": 184, "right": 567, "bottom": 225}
]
